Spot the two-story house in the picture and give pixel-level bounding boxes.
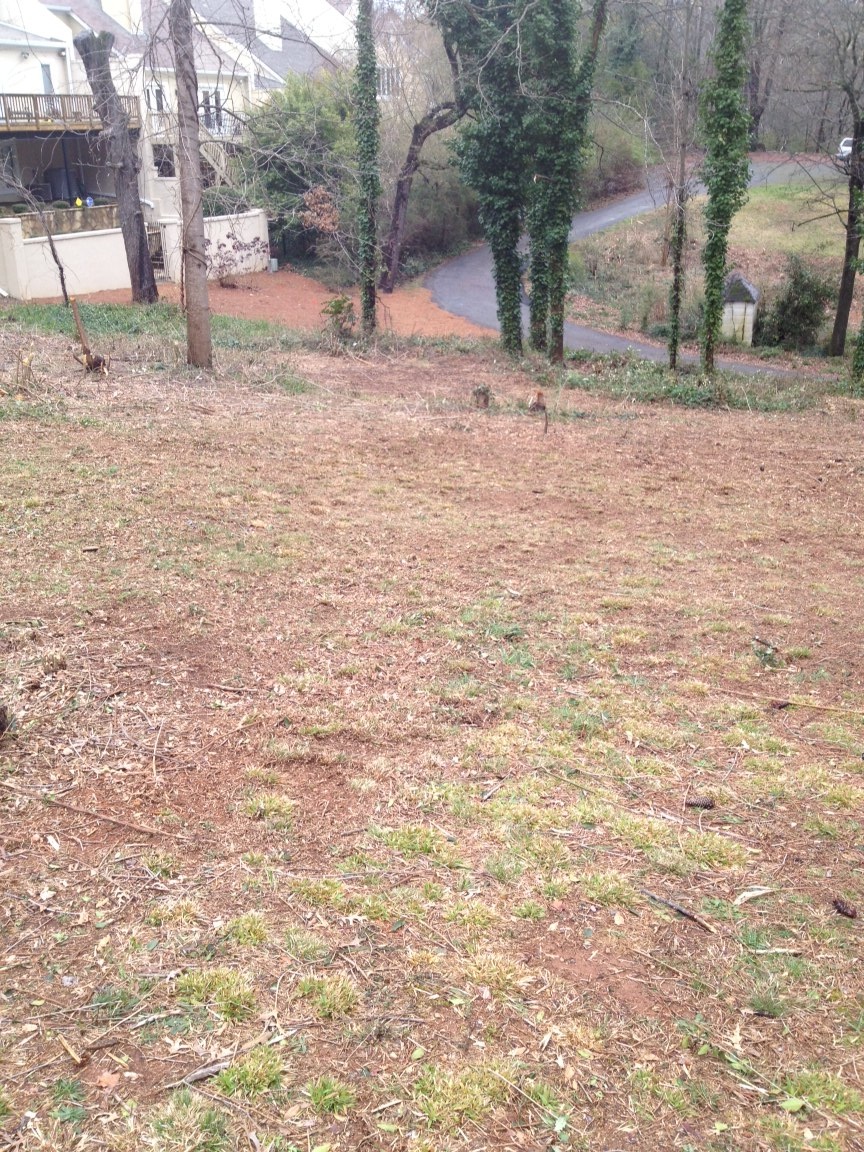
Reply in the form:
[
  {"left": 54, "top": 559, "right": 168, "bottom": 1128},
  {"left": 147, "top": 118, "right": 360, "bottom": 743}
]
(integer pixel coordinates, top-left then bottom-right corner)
[{"left": 0, "top": 0, "right": 355, "bottom": 215}]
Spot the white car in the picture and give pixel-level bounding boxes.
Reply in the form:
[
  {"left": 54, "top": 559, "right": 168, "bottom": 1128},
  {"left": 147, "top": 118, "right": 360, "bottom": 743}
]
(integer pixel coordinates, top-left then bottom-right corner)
[{"left": 837, "top": 137, "right": 853, "bottom": 162}]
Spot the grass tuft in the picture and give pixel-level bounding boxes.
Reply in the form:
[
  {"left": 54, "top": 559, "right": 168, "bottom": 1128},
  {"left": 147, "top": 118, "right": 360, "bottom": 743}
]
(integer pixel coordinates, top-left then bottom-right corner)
[
  {"left": 175, "top": 968, "right": 256, "bottom": 1021},
  {"left": 148, "top": 1088, "right": 232, "bottom": 1151},
  {"left": 225, "top": 912, "right": 268, "bottom": 946},
  {"left": 296, "top": 973, "right": 359, "bottom": 1018},
  {"left": 214, "top": 1046, "right": 282, "bottom": 1098},
  {"left": 414, "top": 1061, "right": 513, "bottom": 1129},
  {"left": 307, "top": 1075, "right": 356, "bottom": 1115}
]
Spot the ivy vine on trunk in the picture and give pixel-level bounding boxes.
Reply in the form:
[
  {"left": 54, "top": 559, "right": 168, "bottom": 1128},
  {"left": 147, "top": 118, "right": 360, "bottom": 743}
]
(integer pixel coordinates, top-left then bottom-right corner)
[
  {"left": 526, "top": 0, "right": 607, "bottom": 362},
  {"left": 354, "top": 0, "right": 381, "bottom": 336},
  {"left": 699, "top": 0, "right": 750, "bottom": 374}
]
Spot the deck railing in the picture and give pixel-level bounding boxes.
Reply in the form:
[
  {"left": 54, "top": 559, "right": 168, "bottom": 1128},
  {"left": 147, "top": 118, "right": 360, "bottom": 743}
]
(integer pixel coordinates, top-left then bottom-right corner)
[
  {"left": 0, "top": 93, "right": 141, "bottom": 132},
  {"left": 148, "top": 107, "right": 245, "bottom": 141}
]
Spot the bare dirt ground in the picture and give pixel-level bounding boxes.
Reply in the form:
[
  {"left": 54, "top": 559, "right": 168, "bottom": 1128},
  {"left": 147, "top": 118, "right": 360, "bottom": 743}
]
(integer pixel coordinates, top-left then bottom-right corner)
[
  {"left": 1, "top": 312, "right": 863, "bottom": 1152},
  {"left": 61, "top": 265, "right": 496, "bottom": 341}
]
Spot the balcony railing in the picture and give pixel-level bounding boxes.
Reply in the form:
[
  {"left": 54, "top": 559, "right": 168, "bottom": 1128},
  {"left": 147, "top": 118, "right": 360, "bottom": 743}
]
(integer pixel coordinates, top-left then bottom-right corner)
[
  {"left": 148, "top": 107, "right": 245, "bottom": 142},
  {"left": 0, "top": 93, "right": 141, "bottom": 133}
]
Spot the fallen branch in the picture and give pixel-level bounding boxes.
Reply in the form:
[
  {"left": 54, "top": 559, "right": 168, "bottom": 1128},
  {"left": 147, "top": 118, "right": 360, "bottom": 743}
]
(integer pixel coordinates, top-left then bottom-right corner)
[
  {"left": 155, "top": 1024, "right": 277, "bottom": 1093},
  {"left": 0, "top": 780, "right": 184, "bottom": 838},
  {"left": 70, "top": 296, "right": 110, "bottom": 374},
  {"left": 640, "top": 888, "right": 718, "bottom": 934},
  {"left": 712, "top": 685, "right": 864, "bottom": 718}
]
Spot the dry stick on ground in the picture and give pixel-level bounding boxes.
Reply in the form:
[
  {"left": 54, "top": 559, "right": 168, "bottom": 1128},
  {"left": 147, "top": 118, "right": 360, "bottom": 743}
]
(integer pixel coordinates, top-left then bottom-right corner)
[
  {"left": 70, "top": 298, "right": 110, "bottom": 374},
  {"left": 0, "top": 780, "right": 185, "bottom": 839},
  {"left": 711, "top": 685, "right": 864, "bottom": 717},
  {"left": 640, "top": 888, "right": 718, "bottom": 934}
]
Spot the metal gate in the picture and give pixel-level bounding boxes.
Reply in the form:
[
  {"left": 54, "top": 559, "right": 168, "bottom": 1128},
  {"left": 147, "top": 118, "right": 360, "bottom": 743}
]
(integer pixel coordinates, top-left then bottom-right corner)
[{"left": 146, "top": 222, "right": 169, "bottom": 281}]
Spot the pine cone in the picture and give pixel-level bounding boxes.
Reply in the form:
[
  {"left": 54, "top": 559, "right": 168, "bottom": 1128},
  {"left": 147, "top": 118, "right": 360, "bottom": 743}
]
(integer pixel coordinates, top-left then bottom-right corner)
[{"left": 686, "top": 795, "right": 715, "bottom": 810}]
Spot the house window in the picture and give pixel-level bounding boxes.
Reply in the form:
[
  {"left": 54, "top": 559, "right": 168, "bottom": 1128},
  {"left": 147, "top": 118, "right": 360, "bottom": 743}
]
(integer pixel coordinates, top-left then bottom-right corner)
[
  {"left": 200, "top": 89, "right": 223, "bottom": 131},
  {"left": 145, "top": 85, "right": 166, "bottom": 112},
  {"left": 152, "top": 144, "right": 175, "bottom": 178},
  {"left": 376, "top": 67, "right": 398, "bottom": 98},
  {"left": 0, "top": 141, "right": 18, "bottom": 185},
  {"left": 41, "top": 65, "right": 55, "bottom": 95}
]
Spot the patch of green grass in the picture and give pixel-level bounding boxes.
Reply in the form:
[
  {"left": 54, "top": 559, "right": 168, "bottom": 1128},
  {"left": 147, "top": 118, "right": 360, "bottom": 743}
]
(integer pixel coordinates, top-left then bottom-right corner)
[
  {"left": 760, "top": 1116, "right": 843, "bottom": 1152},
  {"left": 0, "top": 1090, "right": 9, "bottom": 1121},
  {"left": 513, "top": 899, "right": 546, "bottom": 920},
  {"left": 749, "top": 983, "right": 788, "bottom": 1019},
  {"left": 175, "top": 968, "right": 256, "bottom": 1021},
  {"left": 51, "top": 1078, "right": 85, "bottom": 1104},
  {"left": 557, "top": 700, "right": 613, "bottom": 740},
  {"left": 466, "top": 953, "right": 531, "bottom": 996},
  {"left": 781, "top": 1069, "right": 864, "bottom": 1116},
  {"left": 6, "top": 300, "right": 296, "bottom": 353},
  {"left": 214, "top": 1046, "right": 282, "bottom": 1098},
  {"left": 276, "top": 374, "right": 310, "bottom": 395},
  {"left": 243, "top": 792, "right": 296, "bottom": 829},
  {"left": 296, "top": 974, "right": 359, "bottom": 1018},
  {"left": 225, "top": 912, "right": 268, "bottom": 946},
  {"left": 679, "top": 829, "right": 747, "bottom": 869},
  {"left": 90, "top": 984, "right": 139, "bottom": 1019},
  {"left": 579, "top": 870, "right": 637, "bottom": 907},
  {"left": 444, "top": 898, "right": 498, "bottom": 929},
  {"left": 149, "top": 1088, "right": 232, "bottom": 1152},
  {"left": 484, "top": 850, "right": 525, "bottom": 883},
  {"left": 563, "top": 354, "right": 817, "bottom": 412},
  {"left": 414, "top": 1061, "right": 512, "bottom": 1129},
  {"left": 522, "top": 1077, "right": 571, "bottom": 1132},
  {"left": 283, "top": 926, "right": 330, "bottom": 962},
  {"left": 142, "top": 850, "right": 180, "bottom": 878},
  {"left": 145, "top": 898, "right": 200, "bottom": 927},
  {"left": 307, "top": 1075, "right": 356, "bottom": 1115},
  {"left": 0, "top": 398, "right": 68, "bottom": 424},
  {"left": 373, "top": 823, "right": 462, "bottom": 866},
  {"left": 288, "top": 877, "right": 350, "bottom": 910}
]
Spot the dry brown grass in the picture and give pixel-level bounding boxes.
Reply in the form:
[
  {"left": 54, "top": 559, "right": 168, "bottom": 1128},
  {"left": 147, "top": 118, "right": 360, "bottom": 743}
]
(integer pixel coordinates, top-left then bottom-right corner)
[{"left": 0, "top": 308, "right": 862, "bottom": 1152}]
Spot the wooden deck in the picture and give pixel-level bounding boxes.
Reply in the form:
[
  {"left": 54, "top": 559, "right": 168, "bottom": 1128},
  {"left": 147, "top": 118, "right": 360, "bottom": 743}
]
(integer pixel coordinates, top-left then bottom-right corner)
[{"left": 0, "top": 93, "right": 140, "bottom": 133}]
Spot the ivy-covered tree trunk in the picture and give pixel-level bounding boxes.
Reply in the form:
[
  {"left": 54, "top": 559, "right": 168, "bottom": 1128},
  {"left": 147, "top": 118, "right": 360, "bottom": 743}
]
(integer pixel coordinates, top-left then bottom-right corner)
[
  {"left": 525, "top": 0, "right": 607, "bottom": 362},
  {"left": 432, "top": 0, "right": 528, "bottom": 355},
  {"left": 668, "top": 181, "right": 688, "bottom": 369},
  {"left": 354, "top": 0, "right": 381, "bottom": 335},
  {"left": 550, "top": 0, "right": 608, "bottom": 362},
  {"left": 700, "top": 0, "right": 750, "bottom": 374},
  {"left": 851, "top": 307, "right": 864, "bottom": 394},
  {"left": 529, "top": 239, "right": 550, "bottom": 353},
  {"left": 829, "top": 117, "right": 864, "bottom": 357},
  {"left": 666, "top": 0, "right": 696, "bottom": 370},
  {"left": 73, "top": 30, "right": 158, "bottom": 305}
]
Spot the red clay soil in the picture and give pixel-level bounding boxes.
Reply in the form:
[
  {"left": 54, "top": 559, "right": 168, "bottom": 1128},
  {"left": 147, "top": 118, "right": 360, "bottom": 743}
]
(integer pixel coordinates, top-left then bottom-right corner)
[{"left": 58, "top": 264, "right": 495, "bottom": 340}]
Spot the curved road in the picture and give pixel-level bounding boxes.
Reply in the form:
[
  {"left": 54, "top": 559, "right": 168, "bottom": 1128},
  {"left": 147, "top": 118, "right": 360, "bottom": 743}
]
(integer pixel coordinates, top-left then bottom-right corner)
[{"left": 426, "top": 158, "right": 840, "bottom": 367}]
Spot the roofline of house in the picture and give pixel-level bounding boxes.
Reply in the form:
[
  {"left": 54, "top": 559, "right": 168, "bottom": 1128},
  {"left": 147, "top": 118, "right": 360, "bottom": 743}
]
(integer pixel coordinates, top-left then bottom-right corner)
[{"left": 0, "top": 37, "right": 68, "bottom": 49}]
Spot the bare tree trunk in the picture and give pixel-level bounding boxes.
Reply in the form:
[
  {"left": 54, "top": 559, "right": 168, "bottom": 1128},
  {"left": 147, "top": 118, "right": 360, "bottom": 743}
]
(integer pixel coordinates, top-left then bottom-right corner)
[
  {"left": 4, "top": 175, "right": 69, "bottom": 304},
  {"left": 830, "top": 116, "right": 864, "bottom": 358},
  {"left": 73, "top": 30, "right": 158, "bottom": 305},
  {"left": 379, "top": 101, "right": 461, "bottom": 293},
  {"left": 169, "top": 0, "right": 212, "bottom": 368}
]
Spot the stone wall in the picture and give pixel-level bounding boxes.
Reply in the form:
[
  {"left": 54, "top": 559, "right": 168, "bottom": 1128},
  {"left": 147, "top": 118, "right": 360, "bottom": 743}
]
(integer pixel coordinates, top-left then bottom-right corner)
[{"left": 18, "top": 205, "right": 120, "bottom": 240}]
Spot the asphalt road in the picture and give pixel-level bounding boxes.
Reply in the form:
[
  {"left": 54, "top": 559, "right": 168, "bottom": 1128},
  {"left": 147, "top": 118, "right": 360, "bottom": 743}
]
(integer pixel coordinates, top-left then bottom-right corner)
[{"left": 425, "top": 157, "right": 841, "bottom": 368}]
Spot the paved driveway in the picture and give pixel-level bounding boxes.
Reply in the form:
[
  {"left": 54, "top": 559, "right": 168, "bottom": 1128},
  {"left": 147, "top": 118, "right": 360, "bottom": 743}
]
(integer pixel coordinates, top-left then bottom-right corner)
[{"left": 425, "top": 157, "right": 841, "bottom": 370}]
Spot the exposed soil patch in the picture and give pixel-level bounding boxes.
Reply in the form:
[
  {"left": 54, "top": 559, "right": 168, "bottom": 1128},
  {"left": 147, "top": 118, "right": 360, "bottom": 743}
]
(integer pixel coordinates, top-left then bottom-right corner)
[
  {"left": 48, "top": 264, "right": 495, "bottom": 340},
  {"left": 1, "top": 315, "right": 863, "bottom": 1151}
]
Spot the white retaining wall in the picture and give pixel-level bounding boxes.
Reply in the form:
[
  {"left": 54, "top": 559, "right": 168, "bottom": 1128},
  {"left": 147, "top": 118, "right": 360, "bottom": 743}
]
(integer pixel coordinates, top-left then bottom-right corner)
[{"left": 0, "top": 209, "right": 270, "bottom": 299}]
